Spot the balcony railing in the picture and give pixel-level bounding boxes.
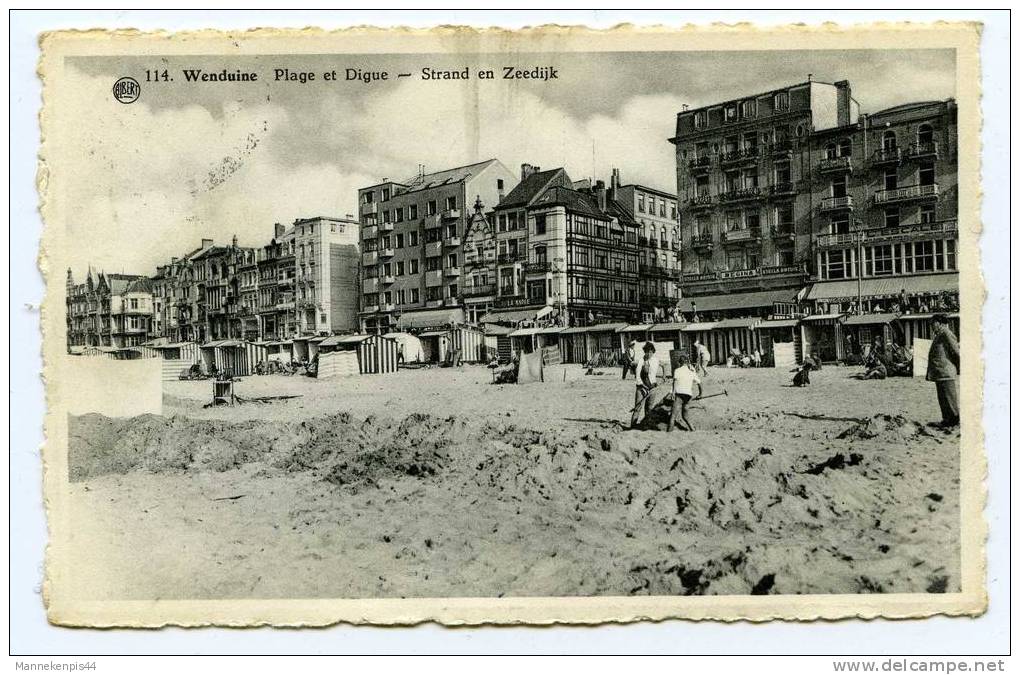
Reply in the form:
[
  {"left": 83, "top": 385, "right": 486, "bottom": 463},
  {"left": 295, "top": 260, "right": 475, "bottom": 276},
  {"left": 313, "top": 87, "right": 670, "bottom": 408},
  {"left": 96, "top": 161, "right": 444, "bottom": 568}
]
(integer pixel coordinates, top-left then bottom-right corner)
[
  {"left": 380, "top": 302, "right": 396, "bottom": 312},
  {"left": 770, "top": 224, "right": 796, "bottom": 240},
  {"left": 463, "top": 283, "right": 496, "bottom": 298},
  {"left": 689, "top": 233, "right": 714, "bottom": 249},
  {"left": 721, "top": 228, "right": 762, "bottom": 243},
  {"left": 818, "top": 156, "right": 853, "bottom": 173},
  {"left": 818, "top": 196, "right": 854, "bottom": 212},
  {"left": 815, "top": 219, "right": 957, "bottom": 248},
  {"left": 425, "top": 270, "right": 444, "bottom": 287},
  {"left": 525, "top": 261, "right": 550, "bottom": 274},
  {"left": 443, "top": 297, "right": 460, "bottom": 307},
  {"left": 362, "top": 224, "right": 378, "bottom": 240},
  {"left": 362, "top": 251, "right": 378, "bottom": 266},
  {"left": 497, "top": 253, "right": 523, "bottom": 264},
  {"left": 719, "top": 187, "right": 762, "bottom": 203},
  {"left": 362, "top": 277, "right": 378, "bottom": 293},
  {"left": 687, "top": 156, "right": 712, "bottom": 173},
  {"left": 447, "top": 236, "right": 462, "bottom": 247},
  {"left": 361, "top": 202, "right": 378, "bottom": 215},
  {"left": 689, "top": 194, "right": 713, "bottom": 209},
  {"left": 378, "top": 247, "right": 395, "bottom": 258},
  {"left": 768, "top": 182, "right": 795, "bottom": 197},
  {"left": 445, "top": 266, "right": 461, "bottom": 277},
  {"left": 379, "top": 221, "right": 394, "bottom": 232},
  {"left": 380, "top": 274, "right": 395, "bottom": 285},
  {"left": 442, "top": 208, "right": 461, "bottom": 220},
  {"left": 907, "top": 141, "right": 939, "bottom": 160},
  {"left": 720, "top": 147, "right": 759, "bottom": 165},
  {"left": 871, "top": 147, "right": 902, "bottom": 166},
  {"left": 873, "top": 183, "right": 939, "bottom": 204},
  {"left": 425, "top": 241, "right": 443, "bottom": 257},
  {"left": 426, "top": 299, "right": 444, "bottom": 308},
  {"left": 765, "top": 140, "right": 793, "bottom": 156}
]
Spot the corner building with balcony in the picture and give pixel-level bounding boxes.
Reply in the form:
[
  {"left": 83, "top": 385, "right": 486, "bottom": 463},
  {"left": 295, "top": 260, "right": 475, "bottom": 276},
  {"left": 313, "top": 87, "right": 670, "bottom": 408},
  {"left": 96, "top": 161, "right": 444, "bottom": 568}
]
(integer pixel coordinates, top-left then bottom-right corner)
[
  {"left": 357, "top": 160, "right": 518, "bottom": 333},
  {"left": 671, "top": 80, "right": 959, "bottom": 318}
]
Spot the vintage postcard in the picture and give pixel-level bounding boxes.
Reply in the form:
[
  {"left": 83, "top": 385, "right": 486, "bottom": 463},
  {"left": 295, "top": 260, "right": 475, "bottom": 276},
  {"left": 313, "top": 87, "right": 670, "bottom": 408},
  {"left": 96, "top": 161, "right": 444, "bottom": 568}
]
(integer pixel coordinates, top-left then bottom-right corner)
[{"left": 39, "top": 22, "right": 986, "bottom": 626}]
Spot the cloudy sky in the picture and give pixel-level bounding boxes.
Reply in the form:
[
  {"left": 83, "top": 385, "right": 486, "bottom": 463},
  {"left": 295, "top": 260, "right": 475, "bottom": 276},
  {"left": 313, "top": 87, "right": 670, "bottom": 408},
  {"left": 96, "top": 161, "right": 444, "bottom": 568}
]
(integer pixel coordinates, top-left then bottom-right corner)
[{"left": 60, "top": 49, "right": 955, "bottom": 277}]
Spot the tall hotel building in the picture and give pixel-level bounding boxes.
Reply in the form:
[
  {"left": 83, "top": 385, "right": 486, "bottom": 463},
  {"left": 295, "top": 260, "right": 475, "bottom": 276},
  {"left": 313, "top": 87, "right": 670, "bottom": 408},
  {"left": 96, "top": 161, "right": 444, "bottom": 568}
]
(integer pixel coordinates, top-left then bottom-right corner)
[{"left": 670, "top": 79, "right": 958, "bottom": 318}]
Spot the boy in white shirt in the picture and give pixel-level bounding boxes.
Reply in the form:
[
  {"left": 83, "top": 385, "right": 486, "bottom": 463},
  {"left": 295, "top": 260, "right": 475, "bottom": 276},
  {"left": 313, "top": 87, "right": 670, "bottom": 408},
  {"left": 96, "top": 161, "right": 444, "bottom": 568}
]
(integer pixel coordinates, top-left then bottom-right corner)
[{"left": 669, "top": 353, "right": 703, "bottom": 432}]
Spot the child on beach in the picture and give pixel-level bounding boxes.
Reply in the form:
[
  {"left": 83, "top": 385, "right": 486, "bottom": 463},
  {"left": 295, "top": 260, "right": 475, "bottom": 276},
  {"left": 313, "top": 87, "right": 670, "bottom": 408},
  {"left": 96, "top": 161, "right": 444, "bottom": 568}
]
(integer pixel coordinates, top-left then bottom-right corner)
[{"left": 668, "top": 354, "right": 703, "bottom": 432}]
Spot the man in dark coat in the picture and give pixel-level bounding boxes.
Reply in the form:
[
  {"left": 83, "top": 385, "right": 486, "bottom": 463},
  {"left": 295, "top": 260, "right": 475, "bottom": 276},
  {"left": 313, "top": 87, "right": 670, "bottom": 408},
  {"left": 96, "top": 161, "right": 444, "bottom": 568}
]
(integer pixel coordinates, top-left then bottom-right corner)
[{"left": 926, "top": 314, "right": 960, "bottom": 427}]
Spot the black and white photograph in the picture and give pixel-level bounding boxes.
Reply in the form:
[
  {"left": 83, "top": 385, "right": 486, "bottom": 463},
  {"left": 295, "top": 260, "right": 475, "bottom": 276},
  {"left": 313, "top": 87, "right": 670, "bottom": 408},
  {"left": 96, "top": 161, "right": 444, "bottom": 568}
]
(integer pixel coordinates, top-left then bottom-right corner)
[{"left": 34, "top": 22, "right": 986, "bottom": 629}]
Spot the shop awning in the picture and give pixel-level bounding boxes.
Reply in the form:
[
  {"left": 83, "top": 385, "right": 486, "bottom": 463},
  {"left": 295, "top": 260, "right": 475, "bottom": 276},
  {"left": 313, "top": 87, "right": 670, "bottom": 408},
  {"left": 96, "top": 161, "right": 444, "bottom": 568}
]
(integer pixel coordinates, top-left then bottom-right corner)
[
  {"left": 757, "top": 319, "right": 800, "bottom": 329},
  {"left": 801, "top": 313, "right": 846, "bottom": 322},
  {"left": 537, "top": 326, "right": 565, "bottom": 335},
  {"left": 336, "top": 334, "right": 371, "bottom": 344},
  {"left": 896, "top": 312, "right": 959, "bottom": 322},
  {"left": 648, "top": 322, "right": 689, "bottom": 332},
  {"left": 678, "top": 288, "right": 803, "bottom": 312},
  {"left": 479, "top": 306, "right": 553, "bottom": 325},
  {"left": 680, "top": 321, "right": 720, "bottom": 332},
  {"left": 396, "top": 307, "right": 466, "bottom": 329},
  {"left": 419, "top": 329, "right": 451, "bottom": 338},
  {"left": 317, "top": 336, "right": 345, "bottom": 347},
  {"left": 585, "top": 322, "right": 629, "bottom": 333},
  {"left": 714, "top": 318, "right": 760, "bottom": 330},
  {"left": 483, "top": 325, "right": 515, "bottom": 336},
  {"left": 806, "top": 273, "right": 959, "bottom": 301},
  {"left": 618, "top": 324, "right": 653, "bottom": 333},
  {"left": 509, "top": 327, "right": 541, "bottom": 337},
  {"left": 202, "top": 339, "right": 241, "bottom": 348},
  {"left": 843, "top": 312, "right": 902, "bottom": 326}
]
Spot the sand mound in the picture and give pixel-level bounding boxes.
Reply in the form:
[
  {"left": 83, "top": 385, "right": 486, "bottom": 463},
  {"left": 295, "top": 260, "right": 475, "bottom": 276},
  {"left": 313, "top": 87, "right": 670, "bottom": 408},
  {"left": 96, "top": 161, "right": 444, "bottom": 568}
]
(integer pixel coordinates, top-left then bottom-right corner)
[{"left": 837, "top": 414, "right": 934, "bottom": 441}]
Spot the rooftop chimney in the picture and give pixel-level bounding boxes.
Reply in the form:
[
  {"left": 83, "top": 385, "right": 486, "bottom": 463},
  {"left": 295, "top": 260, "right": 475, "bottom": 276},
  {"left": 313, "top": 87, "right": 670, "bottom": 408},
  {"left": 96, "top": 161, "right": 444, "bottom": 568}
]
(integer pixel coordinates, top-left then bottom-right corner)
[
  {"left": 611, "top": 168, "right": 621, "bottom": 190},
  {"left": 521, "top": 163, "right": 539, "bottom": 180},
  {"left": 232, "top": 234, "right": 238, "bottom": 247},
  {"left": 274, "top": 222, "right": 285, "bottom": 238},
  {"left": 594, "top": 180, "right": 607, "bottom": 212},
  {"left": 834, "top": 79, "right": 853, "bottom": 127},
  {"left": 201, "top": 238, "right": 214, "bottom": 249}
]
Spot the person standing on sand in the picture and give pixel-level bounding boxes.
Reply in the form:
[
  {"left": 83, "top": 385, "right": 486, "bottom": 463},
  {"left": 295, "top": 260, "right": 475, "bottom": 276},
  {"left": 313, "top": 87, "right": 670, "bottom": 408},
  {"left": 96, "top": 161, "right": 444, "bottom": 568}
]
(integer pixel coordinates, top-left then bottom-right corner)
[
  {"left": 693, "top": 338, "right": 710, "bottom": 377},
  {"left": 927, "top": 313, "right": 960, "bottom": 427},
  {"left": 668, "top": 354, "right": 702, "bottom": 432},
  {"left": 622, "top": 340, "right": 637, "bottom": 380},
  {"left": 630, "top": 343, "right": 661, "bottom": 429}
]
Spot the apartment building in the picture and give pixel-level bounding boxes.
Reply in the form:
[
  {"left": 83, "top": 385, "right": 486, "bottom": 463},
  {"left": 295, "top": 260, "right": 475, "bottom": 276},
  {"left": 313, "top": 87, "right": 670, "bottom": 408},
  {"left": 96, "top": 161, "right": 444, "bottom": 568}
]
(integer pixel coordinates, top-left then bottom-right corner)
[
  {"left": 357, "top": 159, "right": 518, "bottom": 333},
  {"left": 609, "top": 168, "right": 682, "bottom": 321},
  {"left": 256, "top": 224, "right": 297, "bottom": 341},
  {"left": 65, "top": 269, "right": 152, "bottom": 349},
  {"left": 671, "top": 79, "right": 958, "bottom": 318},
  {"left": 292, "top": 216, "right": 361, "bottom": 334}
]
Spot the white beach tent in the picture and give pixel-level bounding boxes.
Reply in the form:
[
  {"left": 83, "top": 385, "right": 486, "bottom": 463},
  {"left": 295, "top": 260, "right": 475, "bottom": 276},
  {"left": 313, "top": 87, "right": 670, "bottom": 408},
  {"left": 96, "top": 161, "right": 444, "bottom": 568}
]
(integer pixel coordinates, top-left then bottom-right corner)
[{"left": 383, "top": 332, "right": 425, "bottom": 364}]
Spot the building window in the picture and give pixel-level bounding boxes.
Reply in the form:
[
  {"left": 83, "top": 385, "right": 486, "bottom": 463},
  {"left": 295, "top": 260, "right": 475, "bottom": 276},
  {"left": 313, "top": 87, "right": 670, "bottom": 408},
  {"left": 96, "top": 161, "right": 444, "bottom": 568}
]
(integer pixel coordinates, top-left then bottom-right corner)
[
  {"left": 637, "top": 195, "right": 645, "bottom": 213},
  {"left": 382, "top": 188, "right": 390, "bottom": 201},
  {"left": 773, "top": 91, "right": 789, "bottom": 111},
  {"left": 534, "top": 214, "right": 547, "bottom": 235},
  {"left": 409, "top": 230, "right": 419, "bottom": 246},
  {"left": 776, "top": 204, "right": 794, "bottom": 232},
  {"left": 838, "top": 138, "right": 852, "bottom": 157},
  {"left": 497, "top": 178, "right": 504, "bottom": 190},
  {"left": 912, "top": 240, "right": 937, "bottom": 272},
  {"left": 410, "top": 288, "right": 420, "bottom": 303},
  {"left": 920, "top": 204, "right": 936, "bottom": 224},
  {"left": 395, "top": 209, "right": 404, "bottom": 223},
  {"left": 870, "top": 245, "right": 895, "bottom": 276},
  {"left": 882, "top": 130, "right": 897, "bottom": 151},
  {"left": 825, "top": 142, "right": 838, "bottom": 160},
  {"left": 410, "top": 258, "right": 420, "bottom": 274},
  {"left": 659, "top": 201, "right": 666, "bottom": 217},
  {"left": 726, "top": 251, "right": 745, "bottom": 270},
  {"left": 777, "top": 249, "right": 795, "bottom": 266},
  {"left": 831, "top": 174, "right": 848, "bottom": 198},
  {"left": 885, "top": 207, "right": 900, "bottom": 228},
  {"left": 408, "top": 205, "right": 418, "bottom": 220},
  {"left": 694, "top": 110, "right": 707, "bottom": 128},
  {"left": 830, "top": 214, "right": 850, "bottom": 234},
  {"left": 447, "top": 253, "right": 457, "bottom": 268},
  {"left": 395, "top": 233, "right": 404, "bottom": 248},
  {"left": 364, "top": 191, "right": 374, "bottom": 204},
  {"left": 774, "top": 161, "right": 791, "bottom": 185},
  {"left": 884, "top": 167, "right": 898, "bottom": 191},
  {"left": 726, "top": 211, "right": 741, "bottom": 232},
  {"left": 396, "top": 261, "right": 405, "bottom": 276},
  {"left": 427, "top": 200, "right": 437, "bottom": 215},
  {"left": 917, "top": 123, "right": 934, "bottom": 145},
  {"left": 534, "top": 245, "right": 547, "bottom": 265},
  {"left": 741, "top": 99, "right": 757, "bottom": 119},
  {"left": 825, "top": 250, "right": 851, "bottom": 279},
  {"left": 445, "top": 196, "right": 457, "bottom": 211},
  {"left": 919, "top": 162, "right": 936, "bottom": 186},
  {"left": 724, "top": 104, "right": 738, "bottom": 122}
]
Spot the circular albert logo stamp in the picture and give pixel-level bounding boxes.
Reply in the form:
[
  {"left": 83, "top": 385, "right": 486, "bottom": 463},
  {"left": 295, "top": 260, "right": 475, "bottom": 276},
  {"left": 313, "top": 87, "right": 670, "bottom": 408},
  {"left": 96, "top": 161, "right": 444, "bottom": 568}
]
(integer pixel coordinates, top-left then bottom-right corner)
[{"left": 112, "top": 77, "right": 140, "bottom": 104}]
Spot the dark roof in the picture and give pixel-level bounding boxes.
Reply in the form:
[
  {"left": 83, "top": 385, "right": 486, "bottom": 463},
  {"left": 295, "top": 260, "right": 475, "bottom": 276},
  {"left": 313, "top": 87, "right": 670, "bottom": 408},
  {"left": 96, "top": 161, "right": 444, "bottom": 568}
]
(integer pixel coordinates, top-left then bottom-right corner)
[
  {"left": 678, "top": 288, "right": 802, "bottom": 313},
  {"left": 401, "top": 159, "right": 504, "bottom": 191},
  {"left": 497, "top": 168, "right": 570, "bottom": 209},
  {"left": 620, "top": 183, "right": 677, "bottom": 200},
  {"left": 191, "top": 245, "right": 231, "bottom": 260},
  {"left": 125, "top": 278, "right": 154, "bottom": 294},
  {"left": 532, "top": 186, "right": 607, "bottom": 219},
  {"left": 607, "top": 199, "right": 638, "bottom": 227}
]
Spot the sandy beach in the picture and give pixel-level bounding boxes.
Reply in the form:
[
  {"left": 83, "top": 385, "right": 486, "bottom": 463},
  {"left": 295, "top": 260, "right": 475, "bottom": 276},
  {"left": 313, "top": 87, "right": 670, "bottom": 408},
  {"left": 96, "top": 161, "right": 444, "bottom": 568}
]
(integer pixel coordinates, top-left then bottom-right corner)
[{"left": 66, "top": 364, "right": 960, "bottom": 599}]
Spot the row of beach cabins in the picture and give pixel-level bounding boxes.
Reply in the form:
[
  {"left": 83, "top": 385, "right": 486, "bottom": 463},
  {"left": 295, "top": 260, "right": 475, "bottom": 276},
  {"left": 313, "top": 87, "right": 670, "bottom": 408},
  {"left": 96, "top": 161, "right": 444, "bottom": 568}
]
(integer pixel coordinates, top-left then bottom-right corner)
[{"left": 71, "top": 311, "right": 956, "bottom": 381}]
